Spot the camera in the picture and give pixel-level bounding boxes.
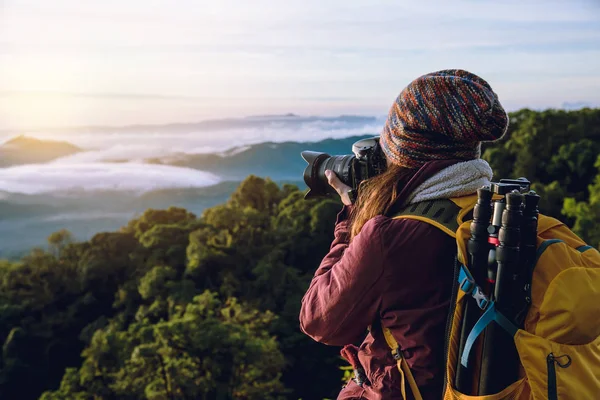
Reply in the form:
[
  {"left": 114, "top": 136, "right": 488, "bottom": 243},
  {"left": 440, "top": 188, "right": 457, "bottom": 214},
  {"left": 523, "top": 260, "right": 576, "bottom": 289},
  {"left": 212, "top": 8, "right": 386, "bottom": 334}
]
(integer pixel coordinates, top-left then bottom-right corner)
[{"left": 301, "top": 136, "right": 387, "bottom": 200}]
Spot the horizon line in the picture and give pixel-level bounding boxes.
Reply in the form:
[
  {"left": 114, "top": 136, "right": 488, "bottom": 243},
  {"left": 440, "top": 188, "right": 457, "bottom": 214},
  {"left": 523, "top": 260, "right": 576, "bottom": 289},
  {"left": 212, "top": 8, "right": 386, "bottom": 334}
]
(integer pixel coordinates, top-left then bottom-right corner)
[{"left": 0, "top": 105, "right": 597, "bottom": 133}]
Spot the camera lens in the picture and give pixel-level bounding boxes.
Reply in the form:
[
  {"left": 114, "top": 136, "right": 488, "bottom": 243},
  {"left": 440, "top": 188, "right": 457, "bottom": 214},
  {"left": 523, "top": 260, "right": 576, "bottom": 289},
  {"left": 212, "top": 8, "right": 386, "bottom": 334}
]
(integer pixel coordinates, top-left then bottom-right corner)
[{"left": 301, "top": 151, "right": 354, "bottom": 199}]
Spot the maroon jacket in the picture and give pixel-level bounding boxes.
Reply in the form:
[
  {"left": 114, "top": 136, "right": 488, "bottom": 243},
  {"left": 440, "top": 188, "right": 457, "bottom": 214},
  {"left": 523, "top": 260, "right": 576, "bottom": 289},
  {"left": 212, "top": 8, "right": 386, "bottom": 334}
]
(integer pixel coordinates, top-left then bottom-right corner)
[{"left": 300, "top": 160, "right": 461, "bottom": 400}]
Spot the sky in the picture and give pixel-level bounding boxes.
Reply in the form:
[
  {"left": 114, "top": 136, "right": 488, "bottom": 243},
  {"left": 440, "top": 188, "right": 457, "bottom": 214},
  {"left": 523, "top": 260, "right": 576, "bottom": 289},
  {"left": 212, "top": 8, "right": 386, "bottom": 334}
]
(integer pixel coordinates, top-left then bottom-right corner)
[{"left": 0, "top": 0, "right": 599, "bottom": 130}]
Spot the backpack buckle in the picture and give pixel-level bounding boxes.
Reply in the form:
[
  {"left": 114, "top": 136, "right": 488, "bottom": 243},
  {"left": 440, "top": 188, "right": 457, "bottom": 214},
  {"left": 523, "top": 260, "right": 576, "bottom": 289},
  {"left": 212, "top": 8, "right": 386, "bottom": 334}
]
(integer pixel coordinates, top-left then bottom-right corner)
[
  {"left": 472, "top": 287, "right": 490, "bottom": 310},
  {"left": 459, "top": 276, "right": 475, "bottom": 294},
  {"left": 459, "top": 275, "right": 490, "bottom": 310}
]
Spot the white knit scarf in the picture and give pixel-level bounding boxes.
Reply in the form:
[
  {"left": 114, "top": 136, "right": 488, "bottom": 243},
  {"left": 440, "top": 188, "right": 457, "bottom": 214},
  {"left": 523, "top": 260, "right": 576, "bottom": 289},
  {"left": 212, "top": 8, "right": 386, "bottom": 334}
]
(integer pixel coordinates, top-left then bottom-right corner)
[{"left": 405, "top": 159, "right": 493, "bottom": 205}]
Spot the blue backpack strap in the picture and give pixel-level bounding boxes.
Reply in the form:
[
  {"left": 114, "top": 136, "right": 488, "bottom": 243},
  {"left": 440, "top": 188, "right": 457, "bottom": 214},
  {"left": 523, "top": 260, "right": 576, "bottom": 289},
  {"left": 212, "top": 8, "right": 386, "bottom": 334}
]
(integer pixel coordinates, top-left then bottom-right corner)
[
  {"left": 458, "top": 265, "right": 491, "bottom": 310},
  {"left": 457, "top": 265, "right": 519, "bottom": 368}
]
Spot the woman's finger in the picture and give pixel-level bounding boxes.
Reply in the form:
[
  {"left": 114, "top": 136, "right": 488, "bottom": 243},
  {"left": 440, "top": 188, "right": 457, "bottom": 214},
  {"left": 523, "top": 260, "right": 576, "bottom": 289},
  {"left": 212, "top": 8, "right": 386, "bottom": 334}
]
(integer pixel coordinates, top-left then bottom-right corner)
[
  {"left": 325, "top": 170, "right": 349, "bottom": 191},
  {"left": 325, "top": 170, "right": 353, "bottom": 205}
]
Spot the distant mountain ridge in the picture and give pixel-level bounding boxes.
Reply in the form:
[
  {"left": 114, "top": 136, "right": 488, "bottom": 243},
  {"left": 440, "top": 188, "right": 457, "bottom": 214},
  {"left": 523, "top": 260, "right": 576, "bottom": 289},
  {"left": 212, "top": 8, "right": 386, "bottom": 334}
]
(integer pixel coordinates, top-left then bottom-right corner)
[
  {"left": 0, "top": 133, "right": 373, "bottom": 257},
  {"left": 0, "top": 133, "right": 375, "bottom": 173},
  {"left": 0, "top": 135, "right": 82, "bottom": 167},
  {"left": 150, "top": 134, "right": 374, "bottom": 181},
  {"left": 0, "top": 114, "right": 380, "bottom": 135}
]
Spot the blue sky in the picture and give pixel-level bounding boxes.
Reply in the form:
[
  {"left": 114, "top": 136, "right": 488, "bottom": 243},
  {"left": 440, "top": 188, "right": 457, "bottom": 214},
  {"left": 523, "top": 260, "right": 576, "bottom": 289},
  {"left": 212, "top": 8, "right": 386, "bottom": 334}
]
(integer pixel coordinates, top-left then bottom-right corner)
[{"left": 0, "top": 0, "right": 599, "bottom": 129}]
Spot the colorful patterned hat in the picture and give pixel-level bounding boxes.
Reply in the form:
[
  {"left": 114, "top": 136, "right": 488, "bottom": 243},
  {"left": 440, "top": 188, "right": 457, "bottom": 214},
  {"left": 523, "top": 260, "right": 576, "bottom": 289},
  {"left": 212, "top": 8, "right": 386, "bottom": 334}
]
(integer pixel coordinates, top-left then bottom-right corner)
[{"left": 380, "top": 69, "right": 508, "bottom": 169}]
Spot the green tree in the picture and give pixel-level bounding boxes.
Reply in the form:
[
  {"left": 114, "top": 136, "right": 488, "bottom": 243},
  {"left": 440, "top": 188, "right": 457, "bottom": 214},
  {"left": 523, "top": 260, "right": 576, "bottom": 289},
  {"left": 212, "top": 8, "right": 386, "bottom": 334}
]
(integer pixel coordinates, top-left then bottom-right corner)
[
  {"left": 47, "top": 229, "right": 73, "bottom": 257},
  {"left": 483, "top": 108, "right": 600, "bottom": 223},
  {"left": 563, "top": 155, "right": 600, "bottom": 248},
  {"left": 123, "top": 207, "right": 197, "bottom": 239},
  {"left": 42, "top": 292, "right": 287, "bottom": 400},
  {"left": 8, "top": 109, "right": 600, "bottom": 400}
]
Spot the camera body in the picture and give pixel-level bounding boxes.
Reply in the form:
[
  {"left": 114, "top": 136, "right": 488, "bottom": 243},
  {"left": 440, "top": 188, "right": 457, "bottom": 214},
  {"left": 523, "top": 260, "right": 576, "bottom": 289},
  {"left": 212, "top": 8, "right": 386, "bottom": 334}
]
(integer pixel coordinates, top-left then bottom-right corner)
[{"left": 301, "top": 136, "right": 387, "bottom": 200}]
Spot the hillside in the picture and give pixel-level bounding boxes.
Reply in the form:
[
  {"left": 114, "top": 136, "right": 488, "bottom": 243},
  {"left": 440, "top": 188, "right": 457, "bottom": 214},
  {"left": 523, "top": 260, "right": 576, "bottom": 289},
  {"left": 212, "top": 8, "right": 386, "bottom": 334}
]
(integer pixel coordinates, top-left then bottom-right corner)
[
  {"left": 0, "top": 108, "right": 599, "bottom": 400},
  {"left": 0, "top": 132, "right": 370, "bottom": 257},
  {"left": 0, "top": 135, "right": 82, "bottom": 166},
  {"left": 152, "top": 134, "right": 374, "bottom": 180}
]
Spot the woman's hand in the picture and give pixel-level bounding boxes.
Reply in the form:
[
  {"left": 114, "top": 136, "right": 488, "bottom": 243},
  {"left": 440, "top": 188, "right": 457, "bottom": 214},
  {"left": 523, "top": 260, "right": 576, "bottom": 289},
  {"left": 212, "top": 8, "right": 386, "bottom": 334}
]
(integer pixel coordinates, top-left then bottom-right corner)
[{"left": 325, "top": 170, "right": 353, "bottom": 206}]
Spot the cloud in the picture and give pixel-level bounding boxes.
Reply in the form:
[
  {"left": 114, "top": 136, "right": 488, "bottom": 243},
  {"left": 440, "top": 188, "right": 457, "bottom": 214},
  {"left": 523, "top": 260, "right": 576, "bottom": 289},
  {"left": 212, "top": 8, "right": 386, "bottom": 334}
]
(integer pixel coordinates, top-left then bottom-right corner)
[
  {"left": 0, "top": 162, "right": 220, "bottom": 194},
  {"left": 41, "top": 211, "right": 135, "bottom": 222},
  {"left": 561, "top": 101, "right": 595, "bottom": 110},
  {"left": 20, "top": 116, "right": 386, "bottom": 162},
  {"left": 0, "top": 90, "right": 205, "bottom": 101},
  {"left": 0, "top": 90, "right": 371, "bottom": 103},
  {"left": 0, "top": 116, "right": 384, "bottom": 196},
  {"left": 1, "top": 0, "right": 598, "bottom": 129}
]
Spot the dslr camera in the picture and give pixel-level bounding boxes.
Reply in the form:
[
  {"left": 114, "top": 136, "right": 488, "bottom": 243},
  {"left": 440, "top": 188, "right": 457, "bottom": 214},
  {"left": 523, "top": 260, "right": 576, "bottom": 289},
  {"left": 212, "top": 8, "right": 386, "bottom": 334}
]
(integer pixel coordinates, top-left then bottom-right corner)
[{"left": 301, "top": 136, "right": 387, "bottom": 201}]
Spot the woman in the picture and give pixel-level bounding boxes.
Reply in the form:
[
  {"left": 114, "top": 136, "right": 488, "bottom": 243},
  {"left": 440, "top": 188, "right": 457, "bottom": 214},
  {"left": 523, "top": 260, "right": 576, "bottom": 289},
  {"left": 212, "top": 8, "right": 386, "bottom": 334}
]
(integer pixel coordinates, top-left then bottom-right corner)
[{"left": 299, "top": 69, "right": 509, "bottom": 399}]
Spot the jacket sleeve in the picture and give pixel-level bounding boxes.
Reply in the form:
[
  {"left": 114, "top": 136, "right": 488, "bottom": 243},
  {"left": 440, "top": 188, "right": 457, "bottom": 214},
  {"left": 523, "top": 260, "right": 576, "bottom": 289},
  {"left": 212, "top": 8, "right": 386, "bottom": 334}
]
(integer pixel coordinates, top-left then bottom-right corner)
[{"left": 299, "top": 207, "right": 388, "bottom": 346}]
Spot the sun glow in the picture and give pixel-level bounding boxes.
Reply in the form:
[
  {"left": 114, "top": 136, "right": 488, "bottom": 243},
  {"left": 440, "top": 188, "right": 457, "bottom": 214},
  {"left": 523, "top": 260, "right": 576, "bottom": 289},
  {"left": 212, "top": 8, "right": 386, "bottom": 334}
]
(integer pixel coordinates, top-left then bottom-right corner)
[
  {"left": 0, "top": 92, "right": 84, "bottom": 130},
  {"left": 1, "top": 0, "right": 599, "bottom": 130}
]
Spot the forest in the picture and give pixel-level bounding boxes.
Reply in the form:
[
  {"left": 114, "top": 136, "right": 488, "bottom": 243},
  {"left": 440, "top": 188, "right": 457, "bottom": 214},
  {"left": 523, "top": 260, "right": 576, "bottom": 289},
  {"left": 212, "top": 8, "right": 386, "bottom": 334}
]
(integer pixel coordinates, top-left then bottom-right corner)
[{"left": 0, "top": 108, "right": 599, "bottom": 400}]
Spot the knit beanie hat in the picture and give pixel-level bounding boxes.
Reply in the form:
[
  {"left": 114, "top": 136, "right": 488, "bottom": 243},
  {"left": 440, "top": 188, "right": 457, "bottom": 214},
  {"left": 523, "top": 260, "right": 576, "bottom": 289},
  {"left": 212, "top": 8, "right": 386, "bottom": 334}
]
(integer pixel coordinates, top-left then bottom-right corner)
[{"left": 380, "top": 69, "right": 508, "bottom": 169}]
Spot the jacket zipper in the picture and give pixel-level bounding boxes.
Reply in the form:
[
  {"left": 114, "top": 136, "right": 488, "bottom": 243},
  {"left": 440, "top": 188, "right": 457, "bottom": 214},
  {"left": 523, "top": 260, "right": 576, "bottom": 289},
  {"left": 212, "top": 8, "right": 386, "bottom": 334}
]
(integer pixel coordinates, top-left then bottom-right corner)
[
  {"left": 547, "top": 352, "right": 571, "bottom": 400},
  {"left": 441, "top": 257, "right": 461, "bottom": 396}
]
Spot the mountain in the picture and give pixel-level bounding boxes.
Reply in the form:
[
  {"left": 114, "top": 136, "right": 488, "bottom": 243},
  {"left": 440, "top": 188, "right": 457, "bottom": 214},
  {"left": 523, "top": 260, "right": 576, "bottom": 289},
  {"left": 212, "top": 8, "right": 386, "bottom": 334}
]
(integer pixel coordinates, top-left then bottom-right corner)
[
  {"left": 0, "top": 135, "right": 82, "bottom": 166},
  {"left": 2, "top": 114, "right": 379, "bottom": 135},
  {"left": 151, "top": 134, "right": 374, "bottom": 181},
  {"left": 0, "top": 134, "right": 371, "bottom": 258},
  {"left": 561, "top": 102, "right": 595, "bottom": 110}
]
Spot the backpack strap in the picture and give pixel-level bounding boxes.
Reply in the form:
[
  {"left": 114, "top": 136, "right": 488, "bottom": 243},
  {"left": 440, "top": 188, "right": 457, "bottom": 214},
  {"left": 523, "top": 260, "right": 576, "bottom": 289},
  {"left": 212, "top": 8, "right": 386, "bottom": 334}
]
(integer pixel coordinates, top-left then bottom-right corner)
[
  {"left": 386, "top": 197, "right": 474, "bottom": 399},
  {"left": 392, "top": 198, "right": 464, "bottom": 238},
  {"left": 382, "top": 326, "right": 423, "bottom": 400}
]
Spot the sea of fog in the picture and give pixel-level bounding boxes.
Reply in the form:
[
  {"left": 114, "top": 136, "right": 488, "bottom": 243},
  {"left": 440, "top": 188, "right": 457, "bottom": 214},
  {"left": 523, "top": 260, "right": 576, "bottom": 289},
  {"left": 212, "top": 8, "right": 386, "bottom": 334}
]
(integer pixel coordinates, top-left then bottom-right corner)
[
  {"left": 0, "top": 115, "right": 383, "bottom": 194},
  {"left": 0, "top": 115, "right": 383, "bottom": 256},
  {"left": 0, "top": 163, "right": 220, "bottom": 195}
]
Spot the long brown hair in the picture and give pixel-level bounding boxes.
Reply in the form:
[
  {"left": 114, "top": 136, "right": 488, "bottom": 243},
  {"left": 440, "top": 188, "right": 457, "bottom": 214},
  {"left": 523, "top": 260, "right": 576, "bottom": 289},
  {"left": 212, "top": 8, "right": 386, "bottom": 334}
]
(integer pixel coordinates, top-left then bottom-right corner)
[{"left": 348, "top": 163, "right": 417, "bottom": 240}]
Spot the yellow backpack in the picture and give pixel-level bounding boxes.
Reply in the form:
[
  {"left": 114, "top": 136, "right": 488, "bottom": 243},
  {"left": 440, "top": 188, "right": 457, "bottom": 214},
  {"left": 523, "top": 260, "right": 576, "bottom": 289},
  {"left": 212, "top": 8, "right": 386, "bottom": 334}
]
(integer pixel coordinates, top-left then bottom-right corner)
[{"left": 384, "top": 187, "right": 600, "bottom": 400}]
